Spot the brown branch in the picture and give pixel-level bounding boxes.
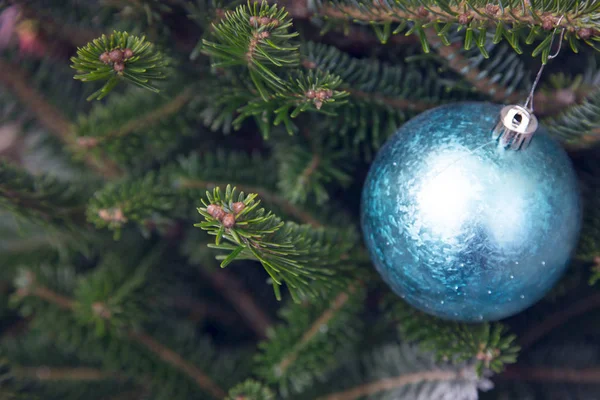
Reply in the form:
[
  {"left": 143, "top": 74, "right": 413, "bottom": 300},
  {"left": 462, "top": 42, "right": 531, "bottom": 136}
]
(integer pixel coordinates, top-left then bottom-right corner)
[
  {"left": 170, "top": 295, "right": 239, "bottom": 325},
  {"left": 317, "top": 4, "right": 596, "bottom": 34},
  {"left": 423, "top": 29, "right": 524, "bottom": 104},
  {"left": 519, "top": 292, "right": 600, "bottom": 350},
  {"left": 128, "top": 331, "right": 226, "bottom": 399},
  {"left": 0, "top": 58, "right": 120, "bottom": 178},
  {"left": 203, "top": 268, "right": 273, "bottom": 339},
  {"left": 179, "top": 179, "right": 323, "bottom": 228},
  {"left": 348, "top": 88, "right": 436, "bottom": 112},
  {"left": 500, "top": 365, "right": 600, "bottom": 384},
  {"left": 22, "top": 281, "right": 226, "bottom": 399},
  {"left": 12, "top": 366, "right": 117, "bottom": 381},
  {"left": 100, "top": 89, "right": 193, "bottom": 141},
  {"left": 317, "top": 370, "right": 461, "bottom": 400},
  {"left": 299, "top": 153, "right": 321, "bottom": 185},
  {"left": 276, "top": 286, "right": 355, "bottom": 374}
]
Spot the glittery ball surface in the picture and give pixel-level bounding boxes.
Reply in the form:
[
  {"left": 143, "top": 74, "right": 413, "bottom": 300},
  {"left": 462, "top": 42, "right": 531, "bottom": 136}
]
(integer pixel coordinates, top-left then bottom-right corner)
[{"left": 361, "top": 102, "right": 581, "bottom": 322}]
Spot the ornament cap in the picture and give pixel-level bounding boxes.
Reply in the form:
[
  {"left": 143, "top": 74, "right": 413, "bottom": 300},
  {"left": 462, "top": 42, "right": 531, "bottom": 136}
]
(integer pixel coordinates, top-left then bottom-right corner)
[{"left": 492, "top": 105, "right": 539, "bottom": 150}]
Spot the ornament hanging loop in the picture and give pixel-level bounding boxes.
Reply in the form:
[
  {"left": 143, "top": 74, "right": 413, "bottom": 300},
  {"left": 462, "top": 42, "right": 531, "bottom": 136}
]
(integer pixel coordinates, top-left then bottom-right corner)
[{"left": 493, "top": 18, "right": 565, "bottom": 150}]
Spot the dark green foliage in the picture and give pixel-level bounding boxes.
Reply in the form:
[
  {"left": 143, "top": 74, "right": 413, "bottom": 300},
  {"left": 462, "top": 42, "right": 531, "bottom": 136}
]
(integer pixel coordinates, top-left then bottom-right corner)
[
  {"left": 255, "top": 284, "right": 365, "bottom": 396},
  {"left": 321, "top": 0, "right": 600, "bottom": 60},
  {"left": 3, "top": 1, "right": 600, "bottom": 399},
  {"left": 274, "top": 135, "right": 353, "bottom": 205},
  {"left": 307, "top": 343, "right": 491, "bottom": 400},
  {"left": 71, "top": 31, "right": 169, "bottom": 100},
  {"left": 544, "top": 89, "right": 600, "bottom": 147},
  {"left": 8, "top": 261, "right": 245, "bottom": 400},
  {"left": 202, "top": 0, "right": 300, "bottom": 99},
  {"left": 195, "top": 186, "right": 358, "bottom": 301},
  {"left": 74, "top": 86, "right": 196, "bottom": 169},
  {"left": 234, "top": 70, "right": 348, "bottom": 136},
  {"left": 226, "top": 379, "right": 275, "bottom": 400},
  {"left": 0, "top": 161, "right": 90, "bottom": 229},
  {"left": 73, "top": 251, "right": 161, "bottom": 336},
  {"left": 301, "top": 41, "right": 469, "bottom": 155},
  {"left": 86, "top": 172, "right": 177, "bottom": 234},
  {"left": 387, "top": 298, "right": 520, "bottom": 376}
]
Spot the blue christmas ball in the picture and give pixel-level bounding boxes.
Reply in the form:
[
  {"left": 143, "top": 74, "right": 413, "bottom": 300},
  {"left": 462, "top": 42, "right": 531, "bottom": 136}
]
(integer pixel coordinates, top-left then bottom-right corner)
[{"left": 361, "top": 102, "right": 581, "bottom": 322}]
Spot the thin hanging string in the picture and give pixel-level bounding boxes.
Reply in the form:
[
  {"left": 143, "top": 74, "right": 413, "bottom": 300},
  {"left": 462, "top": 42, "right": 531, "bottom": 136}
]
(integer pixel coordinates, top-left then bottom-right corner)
[
  {"left": 523, "top": 17, "right": 566, "bottom": 112},
  {"left": 429, "top": 19, "right": 567, "bottom": 181}
]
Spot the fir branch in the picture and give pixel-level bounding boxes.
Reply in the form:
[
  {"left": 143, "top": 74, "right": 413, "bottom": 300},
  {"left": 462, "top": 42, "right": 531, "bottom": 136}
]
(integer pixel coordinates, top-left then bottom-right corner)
[
  {"left": 300, "top": 41, "right": 467, "bottom": 154},
  {"left": 74, "top": 87, "right": 196, "bottom": 169},
  {"left": 202, "top": 0, "right": 300, "bottom": 99},
  {"left": 127, "top": 331, "right": 226, "bottom": 398},
  {"left": 519, "top": 291, "right": 600, "bottom": 350},
  {"left": 0, "top": 58, "right": 120, "bottom": 178},
  {"left": 0, "top": 161, "right": 88, "bottom": 228},
  {"left": 86, "top": 172, "right": 177, "bottom": 234},
  {"left": 195, "top": 186, "right": 358, "bottom": 301},
  {"left": 15, "top": 276, "right": 227, "bottom": 399},
  {"left": 203, "top": 268, "right": 273, "bottom": 339},
  {"left": 71, "top": 31, "right": 169, "bottom": 100},
  {"left": 180, "top": 178, "right": 323, "bottom": 227},
  {"left": 255, "top": 283, "right": 365, "bottom": 396},
  {"left": 12, "top": 367, "right": 116, "bottom": 381},
  {"left": 274, "top": 288, "right": 355, "bottom": 374},
  {"left": 424, "top": 29, "right": 525, "bottom": 103},
  {"left": 387, "top": 298, "right": 519, "bottom": 375},
  {"left": 316, "top": 1, "right": 600, "bottom": 59},
  {"left": 543, "top": 89, "right": 600, "bottom": 148},
  {"left": 226, "top": 379, "right": 275, "bottom": 400},
  {"left": 317, "top": 369, "right": 464, "bottom": 400},
  {"left": 274, "top": 134, "right": 353, "bottom": 205},
  {"left": 92, "top": 89, "right": 192, "bottom": 141}
]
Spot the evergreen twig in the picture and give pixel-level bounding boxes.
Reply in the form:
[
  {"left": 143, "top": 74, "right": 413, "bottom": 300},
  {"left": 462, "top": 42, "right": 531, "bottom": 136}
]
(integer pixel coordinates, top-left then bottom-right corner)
[
  {"left": 12, "top": 367, "right": 118, "bottom": 381},
  {"left": 17, "top": 281, "right": 226, "bottom": 399},
  {"left": 316, "top": 370, "right": 465, "bottom": 400},
  {"left": 0, "top": 58, "right": 120, "bottom": 177},
  {"left": 180, "top": 178, "right": 323, "bottom": 227}
]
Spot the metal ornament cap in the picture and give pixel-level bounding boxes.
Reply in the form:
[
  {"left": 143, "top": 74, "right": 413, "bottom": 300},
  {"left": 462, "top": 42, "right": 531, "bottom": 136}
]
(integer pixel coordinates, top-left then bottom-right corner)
[{"left": 492, "top": 105, "right": 539, "bottom": 150}]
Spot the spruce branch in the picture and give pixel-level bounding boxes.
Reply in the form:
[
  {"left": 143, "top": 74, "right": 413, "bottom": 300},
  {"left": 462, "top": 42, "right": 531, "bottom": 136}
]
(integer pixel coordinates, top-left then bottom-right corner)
[
  {"left": 387, "top": 298, "right": 519, "bottom": 375},
  {"left": 0, "top": 58, "right": 120, "bottom": 178},
  {"left": 233, "top": 70, "right": 348, "bottom": 136},
  {"left": 226, "top": 379, "right": 275, "bottom": 400},
  {"left": 11, "top": 366, "right": 117, "bottom": 381},
  {"left": 300, "top": 41, "right": 467, "bottom": 154},
  {"left": 274, "top": 133, "right": 353, "bottom": 205},
  {"left": 12, "top": 271, "right": 227, "bottom": 399},
  {"left": 74, "top": 86, "right": 195, "bottom": 168},
  {"left": 202, "top": 0, "right": 300, "bottom": 99},
  {"left": 181, "top": 177, "right": 324, "bottom": 227},
  {"left": 255, "top": 283, "right": 365, "bottom": 396},
  {"left": 71, "top": 31, "right": 169, "bottom": 100},
  {"left": 317, "top": 370, "right": 464, "bottom": 400},
  {"left": 86, "top": 172, "right": 177, "bottom": 235},
  {"left": 195, "top": 185, "right": 358, "bottom": 301},
  {"left": 316, "top": 1, "right": 600, "bottom": 60},
  {"left": 172, "top": 151, "right": 324, "bottom": 227},
  {"left": 543, "top": 89, "right": 600, "bottom": 148},
  {"left": 310, "top": 344, "right": 489, "bottom": 400},
  {"left": 0, "top": 161, "right": 88, "bottom": 228}
]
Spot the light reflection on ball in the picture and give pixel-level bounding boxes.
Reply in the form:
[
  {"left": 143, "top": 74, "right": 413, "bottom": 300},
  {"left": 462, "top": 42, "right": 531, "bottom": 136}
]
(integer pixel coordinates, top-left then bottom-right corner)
[{"left": 361, "top": 102, "right": 581, "bottom": 322}]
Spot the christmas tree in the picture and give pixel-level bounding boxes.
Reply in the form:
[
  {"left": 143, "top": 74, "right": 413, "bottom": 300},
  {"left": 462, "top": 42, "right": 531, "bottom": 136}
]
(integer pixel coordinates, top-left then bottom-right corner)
[{"left": 1, "top": 0, "right": 600, "bottom": 399}]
